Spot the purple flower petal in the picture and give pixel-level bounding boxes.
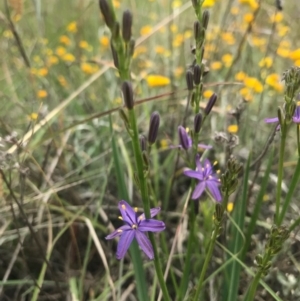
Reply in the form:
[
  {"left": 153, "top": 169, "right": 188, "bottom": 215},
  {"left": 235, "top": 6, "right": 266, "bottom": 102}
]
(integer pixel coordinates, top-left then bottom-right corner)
[
  {"left": 184, "top": 169, "right": 204, "bottom": 181},
  {"left": 135, "top": 230, "right": 154, "bottom": 259},
  {"left": 139, "top": 219, "right": 166, "bottom": 232},
  {"left": 105, "top": 225, "right": 131, "bottom": 240},
  {"left": 206, "top": 180, "right": 222, "bottom": 202},
  {"left": 195, "top": 155, "right": 202, "bottom": 172},
  {"left": 264, "top": 117, "right": 279, "bottom": 123},
  {"left": 116, "top": 230, "right": 135, "bottom": 259},
  {"left": 138, "top": 207, "right": 161, "bottom": 221},
  {"left": 197, "top": 143, "right": 212, "bottom": 149},
  {"left": 191, "top": 181, "right": 206, "bottom": 199},
  {"left": 118, "top": 200, "right": 137, "bottom": 225}
]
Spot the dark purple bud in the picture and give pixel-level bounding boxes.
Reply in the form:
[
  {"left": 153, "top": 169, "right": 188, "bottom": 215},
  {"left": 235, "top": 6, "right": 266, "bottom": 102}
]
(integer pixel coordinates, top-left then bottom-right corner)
[
  {"left": 194, "top": 21, "right": 201, "bottom": 40},
  {"left": 202, "top": 10, "right": 210, "bottom": 30},
  {"left": 186, "top": 70, "right": 194, "bottom": 91},
  {"left": 194, "top": 113, "right": 202, "bottom": 133},
  {"left": 204, "top": 93, "right": 217, "bottom": 115},
  {"left": 191, "top": 0, "right": 198, "bottom": 8},
  {"left": 99, "top": 0, "right": 116, "bottom": 30},
  {"left": 140, "top": 135, "right": 147, "bottom": 151},
  {"left": 148, "top": 112, "right": 160, "bottom": 144},
  {"left": 121, "top": 81, "right": 134, "bottom": 109},
  {"left": 112, "top": 22, "right": 120, "bottom": 40},
  {"left": 122, "top": 10, "right": 133, "bottom": 42},
  {"left": 193, "top": 64, "right": 201, "bottom": 85},
  {"left": 110, "top": 41, "right": 119, "bottom": 68},
  {"left": 178, "top": 126, "right": 190, "bottom": 150}
]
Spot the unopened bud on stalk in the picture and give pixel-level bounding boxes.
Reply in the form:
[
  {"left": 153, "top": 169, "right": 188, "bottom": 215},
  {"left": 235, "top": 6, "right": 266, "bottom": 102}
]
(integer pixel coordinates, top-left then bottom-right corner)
[
  {"left": 191, "top": 0, "right": 199, "bottom": 8},
  {"left": 110, "top": 42, "right": 119, "bottom": 68},
  {"left": 139, "top": 135, "right": 147, "bottom": 152},
  {"left": 194, "top": 21, "right": 201, "bottom": 41},
  {"left": 128, "top": 38, "right": 135, "bottom": 57},
  {"left": 121, "top": 81, "right": 134, "bottom": 109},
  {"left": 202, "top": 10, "right": 210, "bottom": 30},
  {"left": 193, "top": 64, "right": 201, "bottom": 85},
  {"left": 112, "top": 22, "right": 120, "bottom": 40},
  {"left": 178, "top": 126, "right": 190, "bottom": 150},
  {"left": 186, "top": 70, "right": 194, "bottom": 91},
  {"left": 204, "top": 93, "right": 217, "bottom": 115},
  {"left": 194, "top": 113, "right": 202, "bottom": 133},
  {"left": 99, "top": 0, "right": 116, "bottom": 30},
  {"left": 122, "top": 10, "right": 133, "bottom": 42},
  {"left": 148, "top": 112, "right": 160, "bottom": 145}
]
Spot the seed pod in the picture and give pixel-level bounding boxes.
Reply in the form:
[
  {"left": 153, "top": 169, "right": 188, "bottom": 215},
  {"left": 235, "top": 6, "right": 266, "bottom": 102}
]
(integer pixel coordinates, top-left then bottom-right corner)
[
  {"left": 148, "top": 112, "right": 160, "bottom": 144},
  {"left": 202, "top": 10, "right": 210, "bottom": 30},
  {"left": 194, "top": 20, "right": 201, "bottom": 41},
  {"left": 193, "top": 64, "right": 201, "bottom": 85},
  {"left": 204, "top": 93, "right": 217, "bottom": 115},
  {"left": 194, "top": 113, "right": 202, "bottom": 133},
  {"left": 121, "top": 81, "right": 134, "bottom": 109},
  {"left": 140, "top": 135, "right": 147, "bottom": 152},
  {"left": 122, "top": 10, "right": 133, "bottom": 42},
  {"left": 186, "top": 70, "right": 194, "bottom": 91},
  {"left": 178, "top": 126, "right": 190, "bottom": 150}
]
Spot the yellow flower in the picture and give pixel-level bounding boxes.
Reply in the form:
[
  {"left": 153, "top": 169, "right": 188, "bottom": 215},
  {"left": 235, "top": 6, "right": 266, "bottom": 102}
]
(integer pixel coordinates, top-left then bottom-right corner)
[
  {"left": 112, "top": 0, "right": 120, "bottom": 8},
  {"left": 172, "top": 0, "right": 182, "bottom": 9},
  {"left": 210, "top": 61, "right": 222, "bottom": 70},
  {"left": 203, "top": 90, "right": 214, "bottom": 99},
  {"left": 56, "top": 46, "right": 66, "bottom": 57},
  {"left": 79, "top": 40, "right": 89, "bottom": 49},
  {"left": 100, "top": 36, "right": 109, "bottom": 47},
  {"left": 47, "top": 55, "right": 59, "bottom": 66},
  {"left": 243, "top": 13, "right": 254, "bottom": 23},
  {"left": 270, "top": 12, "right": 283, "bottom": 23},
  {"left": 133, "top": 45, "right": 147, "bottom": 58},
  {"left": 140, "top": 25, "right": 152, "bottom": 36},
  {"left": 184, "top": 30, "right": 192, "bottom": 39},
  {"left": 202, "top": 0, "right": 216, "bottom": 8},
  {"left": 173, "top": 34, "right": 184, "bottom": 47},
  {"left": 266, "top": 74, "right": 284, "bottom": 92},
  {"left": 174, "top": 66, "right": 184, "bottom": 78},
  {"left": 81, "top": 63, "right": 99, "bottom": 74},
  {"left": 277, "top": 25, "right": 289, "bottom": 37},
  {"left": 62, "top": 53, "right": 75, "bottom": 62},
  {"left": 251, "top": 36, "right": 266, "bottom": 47},
  {"left": 113, "top": 97, "right": 122, "bottom": 105},
  {"left": 38, "top": 68, "right": 48, "bottom": 77},
  {"left": 58, "top": 75, "right": 67, "bottom": 87},
  {"left": 235, "top": 71, "right": 247, "bottom": 81},
  {"left": 222, "top": 54, "right": 233, "bottom": 67},
  {"left": 244, "top": 77, "right": 263, "bottom": 93},
  {"left": 160, "top": 139, "right": 169, "bottom": 150},
  {"left": 221, "top": 32, "right": 235, "bottom": 45},
  {"left": 37, "top": 90, "right": 47, "bottom": 98},
  {"left": 239, "top": 0, "right": 258, "bottom": 10},
  {"left": 29, "top": 112, "right": 38, "bottom": 121},
  {"left": 228, "top": 124, "right": 238, "bottom": 133},
  {"left": 277, "top": 47, "right": 290, "bottom": 58},
  {"left": 258, "top": 57, "right": 273, "bottom": 68},
  {"left": 67, "top": 21, "right": 77, "bottom": 33},
  {"left": 59, "top": 35, "right": 71, "bottom": 46},
  {"left": 227, "top": 202, "right": 234, "bottom": 212},
  {"left": 289, "top": 49, "right": 300, "bottom": 61},
  {"left": 146, "top": 75, "right": 170, "bottom": 87},
  {"left": 230, "top": 7, "right": 239, "bottom": 15},
  {"left": 295, "top": 60, "right": 300, "bottom": 67},
  {"left": 239, "top": 87, "right": 253, "bottom": 101},
  {"left": 3, "top": 30, "right": 13, "bottom": 38},
  {"left": 155, "top": 46, "right": 166, "bottom": 54}
]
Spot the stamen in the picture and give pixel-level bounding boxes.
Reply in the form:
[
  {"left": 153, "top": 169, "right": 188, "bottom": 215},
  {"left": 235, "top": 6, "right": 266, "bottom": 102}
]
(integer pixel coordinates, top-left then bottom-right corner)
[
  {"left": 118, "top": 216, "right": 123, "bottom": 220},
  {"left": 134, "top": 207, "right": 138, "bottom": 212},
  {"left": 117, "top": 229, "right": 123, "bottom": 233},
  {"left": 121, "top": 204, "right": 126, "bottom": 210},
  {"left": 213, "top": 161, "right": 218, "bottom": 166},
  {"left": 216, "top": 170, "right": 221, "bottom": 174},
  {"left": 131, "top": 224, "right": 137, "bottom": 229}
]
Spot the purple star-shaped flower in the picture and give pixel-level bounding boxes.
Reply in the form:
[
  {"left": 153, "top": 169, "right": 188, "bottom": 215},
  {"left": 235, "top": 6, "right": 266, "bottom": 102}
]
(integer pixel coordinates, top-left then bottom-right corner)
[
  {"left": 106, "top": 200, "right": 165, "bottom": 260},
  {"left": 171, "top": 126, "right": 212, "bottom": 150},
  {"left": 184, "top": 156, "right": 222, "bottom": 202},
  {"left": 265, "top": 106, "right": 300, "bottom": 125}
]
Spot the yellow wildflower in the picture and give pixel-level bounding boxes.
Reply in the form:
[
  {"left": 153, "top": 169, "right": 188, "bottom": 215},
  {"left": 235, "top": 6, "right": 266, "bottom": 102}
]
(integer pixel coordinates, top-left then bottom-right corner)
[
  {"left": 38, "top": 68, "right": 48, "bottom": 77},
  {"left": 243, "top": 13, "right": 254, "bottom": 23},
  {"left": 140, "top": 25, "right": 152, "bottom": 36},
  {"left": 172, "top": 0, "right": 182, "bottom": 9},
  {"left": 29, "top": 112, "right": 38, "bottom": 121},
  {"left": 59, "top": 35, "right": 71, "bottom": 46},
  {"left": 266, "top": 74, "right": 284, "bottom": 92},
  {"left": 48, "top": 55, "right": 59, "bottom": 66},
  {"left": 244, "top": 77, "right": 263, "bottom": 93},
  {"left": 289, "top": 49, "right": 300, "bottom": 61},
  {"left": 203, "top": 90, "right": 214, "bottom": 99},
  {"left": 239, "top": 87, "right": 253, "bottom": 101},
  {"left": 239, "top": 0, "right": 259, "bottom": 10},
  {"left": 270, "top": 12, "right": 283, "bottom": 23},
  {"left": 67, "top": 21, "right": 77, "bottom": 33},
  {"left": 173, "top": 34, "right": 184, "bottom": 47},
  {"left": 228, "top": 124, "right": 238, "bottom": 133},
  {"left": 58, "top": 75, "right": 67, "bottom": 87},
  {"left": 221, "top": 32, "right": 235, "bottom": 45},
  {"left": 184, "top": 30, "right": 192, "bottom": 39},
  {"left": 222, "top": 54, "right": 233, "bottom": 67},
  {"left": 227, "top": 202, "right": 234, "bottom": 212},
  {"left": 37, "top": 90, "right": 47, "bottom": 98},
  {"left": 295, "top": 60, "right": 300, "bottom": 67},
  {"left": 258, "top": 57, "right": 273, "bottom": 68},
  {"left": 100, "top": 36, "right": 109, "bottom": 48},
  {"left": 133, "top": 45, "right": 147, "bottom": 58},
  {"left": 146, "top": 75, "right": 170, "bottom": 87},
  {"left": 202, "top": 0, "right": 216, "bottom": 8},
  {"left": 235, "top": 71, "right": 247, "bottom": 81},
  {"left": 251, "top": 36, "right": 266, "bottom": 47},
  {"left": 155, "top": 46, "right": 166, "bottom": 54},
  {"left": 79, "top": 40, "right": 89, "bottom": 49},
  {"left": 62, "top": 53, "right": 75, "bottom": 62},
  {"left": 210, "top": 61, "right": 222, "bottom": 70},
  {"left": 230, "top": 7, "right": 239, "bottom": 15},
  {"left": 277, "top": 47, "right": 290, "bottom": 58},
  {"left": 56, "top": 46, "right": 66, "bottom": 57},
  {"left": 112, "top": 0, "right": 120, "bottom": 8},
  {"left": 174, "top": 67, "right": 184, "bottom": 78},
  {"left": 113, "top": 97, "right": 122, "bottom": 105},
  {"left": 81, "top": 63, "right": 99, "bottom": 74},
  {"left": 277, "top": 25, "right": 289, "bottom": 37},
  {"left": 160, "top": 139, "right": 169, "bottom": 150}
]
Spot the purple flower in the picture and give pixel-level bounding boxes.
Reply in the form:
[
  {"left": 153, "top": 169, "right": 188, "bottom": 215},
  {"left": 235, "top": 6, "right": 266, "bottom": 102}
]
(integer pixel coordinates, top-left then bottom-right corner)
[
  {"left": 171, "top": 126, "right": 212, "bottom": 150},
  {"left": 265, "top": 106, "right": 300, "bottom": 125},
  {"left": 184, "top": 156, "right": 222, "bottom": 202},
  {"left": 106, "top": 200, "right": 165, "bottom": 260}
]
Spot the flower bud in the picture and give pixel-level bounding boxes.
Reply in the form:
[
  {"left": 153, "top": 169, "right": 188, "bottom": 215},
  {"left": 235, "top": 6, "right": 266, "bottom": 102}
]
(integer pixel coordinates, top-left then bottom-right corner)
[
  {"left": 128, "top": 38, "right": 135, "bottom": 57},
  {"left": 178, "top": 126, "right": 190, "bottom": 150},
  {"left": 140, "top": 135, "right": 147, "bottom": 152},
  {"left": 194, "top": 113, "right": 202, "bottom": 133},
  {"left": 99, "top": 0, "right": 116, "bottom": 30},
  {"left": 186, "top": 70, "right": 194, "bottom": 91},
  {"left": 194, "top": 21, "right": 201, "bottom": 41},
  {"left": 110, "top": 41, "right": 119, "bottom": 68},
  {"left": 204, "top": 93, "right": 217, "bottom": 115},
  {"left": 193, "top": 64, "right": 201, "bottom": 85},
  {"left": 148, "top": 111, "right": 160, "bottom": 144},
  {"left": 112, "top": 22, "right": 120, "bottom": 40},
  {"left": 121, "top": 81, "right": 134, "bottom": 109},
  {"left": 122, "top": 10, "right": 133, "bottom": 42},
  {"left": 202, "top": 10, "right": 210, "bottom": 30}
]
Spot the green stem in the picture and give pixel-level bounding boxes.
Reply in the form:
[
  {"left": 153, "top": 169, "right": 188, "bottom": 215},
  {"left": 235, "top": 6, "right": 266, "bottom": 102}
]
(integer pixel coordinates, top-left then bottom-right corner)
[
  {"left": 243, "top": 271, "right": 263, "bottom": 301},
  {"left": 127, "top": 109, "right": 171, "bottom": 301},
  {"left": 275, "top": 125, "right": 287, "bottom": 225}
]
